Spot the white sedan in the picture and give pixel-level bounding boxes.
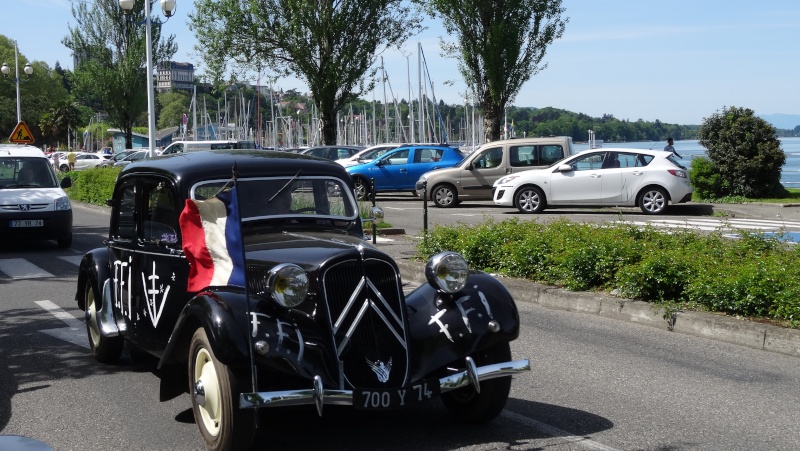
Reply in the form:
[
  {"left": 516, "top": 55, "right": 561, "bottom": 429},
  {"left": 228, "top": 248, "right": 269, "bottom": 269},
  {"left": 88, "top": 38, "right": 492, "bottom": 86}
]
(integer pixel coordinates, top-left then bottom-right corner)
[
  {"left": 73, "top": 152, "right": 111, "bottom": 171},
  {"left": 492, "top": 148, "right": 693, "bottom": 215}
]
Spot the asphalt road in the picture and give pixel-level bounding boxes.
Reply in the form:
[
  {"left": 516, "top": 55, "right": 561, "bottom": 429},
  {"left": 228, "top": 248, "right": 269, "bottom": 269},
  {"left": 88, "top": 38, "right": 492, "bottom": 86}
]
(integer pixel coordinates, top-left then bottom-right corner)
[{"left": 1, "top": 201, "right": 799, "bottom": 450}]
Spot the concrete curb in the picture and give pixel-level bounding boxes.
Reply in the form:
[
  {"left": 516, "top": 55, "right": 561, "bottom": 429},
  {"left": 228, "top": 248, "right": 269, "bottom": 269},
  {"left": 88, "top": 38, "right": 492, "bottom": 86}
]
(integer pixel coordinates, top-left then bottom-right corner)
[{"left": 392, "top": 258, "right": 800, "bottom": 358}]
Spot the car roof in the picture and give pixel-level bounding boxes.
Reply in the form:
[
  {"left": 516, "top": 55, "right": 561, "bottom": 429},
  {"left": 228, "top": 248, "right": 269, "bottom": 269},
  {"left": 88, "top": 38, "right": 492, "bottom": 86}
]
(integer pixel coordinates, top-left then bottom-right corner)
[
  {"left": 0, "top": 144, "right": 46, "bottom": 158},
  {"left": 577, "top": 147, "right": 667, "bottom": 157},
  {"left": 120, "top": 149, "right": 352, "bottom": 188}
]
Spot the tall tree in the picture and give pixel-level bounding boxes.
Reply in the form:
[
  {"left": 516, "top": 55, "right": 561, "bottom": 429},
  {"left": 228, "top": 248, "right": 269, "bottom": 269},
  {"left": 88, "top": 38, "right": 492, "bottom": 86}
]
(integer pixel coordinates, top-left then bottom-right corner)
[
  {"left": 63, "top": 0, "right": 176, "bottom": 149},
  {"left": 424, "top": 0, "right": 567, "bottom": 143},
  {"left": 189, "top": 0, "right": 423, "bottom": 145}
]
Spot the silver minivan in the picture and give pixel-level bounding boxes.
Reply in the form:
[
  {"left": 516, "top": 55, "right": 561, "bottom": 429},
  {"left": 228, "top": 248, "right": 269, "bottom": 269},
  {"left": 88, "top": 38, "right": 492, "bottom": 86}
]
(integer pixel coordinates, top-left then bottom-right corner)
[{"left": 416, "top": 136, "right": 576, "bottom": 207}]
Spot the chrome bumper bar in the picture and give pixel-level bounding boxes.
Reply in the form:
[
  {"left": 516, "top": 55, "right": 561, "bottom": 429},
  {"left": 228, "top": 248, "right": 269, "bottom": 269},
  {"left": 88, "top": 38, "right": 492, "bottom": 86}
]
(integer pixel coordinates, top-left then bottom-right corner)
[{"left": 239, "top": 358, "right": 530, "bottom": 415}]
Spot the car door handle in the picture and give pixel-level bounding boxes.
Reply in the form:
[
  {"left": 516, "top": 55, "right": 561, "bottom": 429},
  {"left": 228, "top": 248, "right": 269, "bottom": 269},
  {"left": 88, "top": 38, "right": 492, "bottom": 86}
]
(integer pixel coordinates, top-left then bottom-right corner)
[
  {"left": 632, "top": 171, "right": 644, "bottom": 176},
  {"left": 399, "top": 169, "right": 407, "bottom": 173},
  {"left": 590, "top": 174, "right": 601, "bottom": 178}
]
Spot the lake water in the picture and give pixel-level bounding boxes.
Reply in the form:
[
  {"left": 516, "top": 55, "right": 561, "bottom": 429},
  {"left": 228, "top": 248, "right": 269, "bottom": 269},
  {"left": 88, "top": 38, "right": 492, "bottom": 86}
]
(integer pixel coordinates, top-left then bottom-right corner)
[{"left": 574, "top": 137, "right": 800, "bottom": 187}]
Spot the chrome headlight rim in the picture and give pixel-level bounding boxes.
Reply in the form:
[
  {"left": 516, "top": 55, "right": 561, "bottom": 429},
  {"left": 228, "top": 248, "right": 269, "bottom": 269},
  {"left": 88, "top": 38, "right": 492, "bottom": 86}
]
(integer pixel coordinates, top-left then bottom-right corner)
[
  {"left": 267, "top": 263, "right": 309, "bottom": 308},
  {"left": 425, "top": 251, "right": 469, "bottom": 294}
]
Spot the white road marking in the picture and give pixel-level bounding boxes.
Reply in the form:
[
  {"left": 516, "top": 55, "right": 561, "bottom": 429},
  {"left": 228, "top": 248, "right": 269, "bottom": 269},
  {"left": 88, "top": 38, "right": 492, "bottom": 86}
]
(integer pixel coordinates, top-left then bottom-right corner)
[
  {"left": 58, "top": 255, "right": 84, "bottom": 266},
  {"left": 501, "top": 410, "right": 620, "bottom": 451},
  {"left": 35, "top": 300, "right": 88, "bottom": 349},
  {"left": 0, "top": 258, "right": 53, "bottom": 279}
]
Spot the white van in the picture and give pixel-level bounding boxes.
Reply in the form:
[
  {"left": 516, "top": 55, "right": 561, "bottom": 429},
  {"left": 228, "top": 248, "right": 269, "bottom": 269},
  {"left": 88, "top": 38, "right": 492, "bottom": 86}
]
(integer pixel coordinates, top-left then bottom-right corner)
[
  {"left": 160, "top": 140, "right": 256, "bottom": 155},
  {"left": 0, "top": 144, "right": 73, "bottom": 247},
  {"left": 415, "top": 136, "right": 576, "bottom": 207}
]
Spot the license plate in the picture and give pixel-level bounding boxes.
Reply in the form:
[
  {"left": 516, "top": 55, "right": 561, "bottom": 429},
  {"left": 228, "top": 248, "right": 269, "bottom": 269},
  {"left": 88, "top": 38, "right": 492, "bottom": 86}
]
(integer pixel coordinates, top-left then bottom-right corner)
[
  {"left": 10, "top": 219, "right": 43, "bottom": 228},
  {"left": 354, "top": 379, "right": 440, "bottom": 410}
]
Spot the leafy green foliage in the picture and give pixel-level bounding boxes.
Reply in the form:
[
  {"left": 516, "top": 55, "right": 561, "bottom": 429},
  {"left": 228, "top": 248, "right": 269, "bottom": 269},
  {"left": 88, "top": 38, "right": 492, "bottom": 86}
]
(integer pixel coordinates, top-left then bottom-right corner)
[
  {"left": 688, "top": 156, "right": 727, "bottom": 199},
  {"left": 189, "top": 0, "right": 423, "bottom": 145},
  {"left": 697, "top": 106, "right": 787, "bottom": 198},
  {"left": 425, "top": 0, "right": 567, "bottom": 142},
  {"left": 418, "top": 219, "right": 800, "bottom": 324},
  {"left": 64, "top": 167, "right": 120, "bottom": 205}
]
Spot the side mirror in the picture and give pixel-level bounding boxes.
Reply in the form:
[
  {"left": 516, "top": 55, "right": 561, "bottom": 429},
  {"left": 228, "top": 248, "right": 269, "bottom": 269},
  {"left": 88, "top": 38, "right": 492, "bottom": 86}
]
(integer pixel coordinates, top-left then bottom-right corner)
[
  {"left": 375, "top": 159, "right": 385, "bottom": 167},
  {"left": 60, "top": 176, "right": 72, "bottom": 189},
  {"left": 558, "top": 164, "right": 573, "bottom": 172},
  {"left": 362, "top": 206, "right": 385, "bottom": 225}
]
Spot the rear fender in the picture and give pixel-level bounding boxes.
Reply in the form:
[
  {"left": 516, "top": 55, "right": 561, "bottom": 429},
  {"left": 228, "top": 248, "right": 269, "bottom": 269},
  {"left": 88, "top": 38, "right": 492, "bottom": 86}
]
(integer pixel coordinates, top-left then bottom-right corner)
[{"left": 405, "top": 271, "right": 520, "bottom": 381}]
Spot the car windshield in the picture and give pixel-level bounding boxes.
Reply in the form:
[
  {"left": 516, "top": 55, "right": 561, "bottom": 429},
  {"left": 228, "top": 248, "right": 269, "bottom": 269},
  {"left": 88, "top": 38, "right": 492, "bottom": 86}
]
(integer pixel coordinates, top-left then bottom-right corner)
[
  {"left": 0, "top": 157, "right": 58, "bottom": 188},
  {"left": 191, "top": 175, "right": 358, "bottom": 222}
]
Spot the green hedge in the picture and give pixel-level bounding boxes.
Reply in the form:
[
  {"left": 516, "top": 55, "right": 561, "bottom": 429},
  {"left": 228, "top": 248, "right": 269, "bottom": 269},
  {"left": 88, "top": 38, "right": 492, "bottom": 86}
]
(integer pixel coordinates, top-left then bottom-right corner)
[
  {"left": 62, "top": 167, "right": 121, "bottom": 205},
  {"left": 417, "top": 218, "right": 800, "bottom": 326}
]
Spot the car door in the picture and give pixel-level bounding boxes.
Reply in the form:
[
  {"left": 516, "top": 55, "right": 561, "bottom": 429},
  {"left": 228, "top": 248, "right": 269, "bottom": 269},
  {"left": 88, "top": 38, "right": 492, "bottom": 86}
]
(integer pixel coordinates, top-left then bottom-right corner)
[
  {"left": 600, "top": 152, "right": 647, "bottom": 204},
  {"left": 372, "top": 148, "right": 412, "bottom": 190},
  {"left": 74, "top": 154, "right": 95, "bottom": 170},
  {"left": 405, "top": 147, "right": 452, "bottom": 190},
  {"left": 457, "top": 146, "right": 506, "bottom": 197},
  {"left": 548, "top": 152, "right": 607, "bottom": 204},
  {"left": 108, "top": 177, "right": 189, "bottom": 352}
]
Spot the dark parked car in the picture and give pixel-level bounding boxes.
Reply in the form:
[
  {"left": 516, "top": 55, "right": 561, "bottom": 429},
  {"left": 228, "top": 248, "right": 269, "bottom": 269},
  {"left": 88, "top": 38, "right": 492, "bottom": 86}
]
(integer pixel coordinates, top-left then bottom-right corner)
[
  {"left": 346, "top": 144, "right": 465, "bottom": 199},
  {"left": 300, "top": 145, "right": 364, "bottom": 161},
  {"left": 76, "top": 149, "right": 529, "bottom": 450}
]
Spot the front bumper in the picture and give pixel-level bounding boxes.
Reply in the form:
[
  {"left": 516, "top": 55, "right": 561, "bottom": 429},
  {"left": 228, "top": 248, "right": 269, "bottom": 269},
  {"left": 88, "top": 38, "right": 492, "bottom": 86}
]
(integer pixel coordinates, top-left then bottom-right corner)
[{"left": 239, "top": 357, "right": 530, "bottom": 414}]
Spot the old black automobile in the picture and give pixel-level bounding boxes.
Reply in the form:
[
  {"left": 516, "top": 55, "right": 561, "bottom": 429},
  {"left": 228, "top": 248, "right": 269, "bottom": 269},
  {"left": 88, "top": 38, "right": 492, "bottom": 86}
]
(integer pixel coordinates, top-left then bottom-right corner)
[{"left": 76, "top": 150, "right": 529, "bottom": 450}]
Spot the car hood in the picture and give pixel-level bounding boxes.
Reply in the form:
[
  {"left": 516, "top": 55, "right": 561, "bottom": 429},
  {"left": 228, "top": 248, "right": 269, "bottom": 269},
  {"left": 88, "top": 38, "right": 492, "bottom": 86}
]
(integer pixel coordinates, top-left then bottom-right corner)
[{"left": 0, "top": 187, "right": 68, "bottom": 206}]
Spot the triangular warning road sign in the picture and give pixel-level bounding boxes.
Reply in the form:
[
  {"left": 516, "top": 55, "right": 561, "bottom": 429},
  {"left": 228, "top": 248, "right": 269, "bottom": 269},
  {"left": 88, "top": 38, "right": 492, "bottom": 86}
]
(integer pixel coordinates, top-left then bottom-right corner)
[{"left": 9, "top": 121, "right": 35, "bottom": 144}]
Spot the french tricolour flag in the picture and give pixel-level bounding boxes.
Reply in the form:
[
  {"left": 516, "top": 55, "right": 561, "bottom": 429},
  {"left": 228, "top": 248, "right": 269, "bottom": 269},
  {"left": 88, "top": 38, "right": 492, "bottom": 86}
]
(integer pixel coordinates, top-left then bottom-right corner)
[{"left": 179, "top": 187, "right": 246, "bottom": 292}]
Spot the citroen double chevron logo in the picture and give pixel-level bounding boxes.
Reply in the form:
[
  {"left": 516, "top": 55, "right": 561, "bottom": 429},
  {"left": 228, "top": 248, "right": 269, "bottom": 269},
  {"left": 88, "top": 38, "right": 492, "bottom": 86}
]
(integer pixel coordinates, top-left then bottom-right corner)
[
  {"left": 366, "top": 357, "right": 393, "bottom": 383},
  {"left": 331, "top": 276, "right": 407, "bottom": 357}
]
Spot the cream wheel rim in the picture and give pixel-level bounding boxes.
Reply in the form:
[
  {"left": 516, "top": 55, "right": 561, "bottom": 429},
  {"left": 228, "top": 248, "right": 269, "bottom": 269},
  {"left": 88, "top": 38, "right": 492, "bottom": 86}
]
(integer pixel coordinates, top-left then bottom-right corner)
[
  {"left": 194, "top": 347, "right": 222, "bottom": 436},
  {"left": 86, "top": 288, "right": 100, "bottom": 348}
]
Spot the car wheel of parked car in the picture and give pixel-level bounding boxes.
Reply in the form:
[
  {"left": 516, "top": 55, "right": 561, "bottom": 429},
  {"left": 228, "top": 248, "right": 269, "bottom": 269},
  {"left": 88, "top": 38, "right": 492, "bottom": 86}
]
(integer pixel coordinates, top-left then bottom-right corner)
[
  {"left": 59, "top": 164, "right": 70, "bottom": 173},
  {"left": 441, "top": 342, "right": 513, "bottom": 423},
  {"left": 432, "top": 184, "right": 459, "bottom": 208},
  {"left": 353, "top": 177, "right": 373, "bottom": 201},
  {"left": 639, "top": 186, "right": 668, "bottom": 215},
  {"left": 189, "top": 328, "right": 254, "bottom": 451},
  {"left": 85, "top": 280, "right": 124, "bottom": 363},
  {"left": 515, "top": 186, "right": 546, "bottom": 213}
]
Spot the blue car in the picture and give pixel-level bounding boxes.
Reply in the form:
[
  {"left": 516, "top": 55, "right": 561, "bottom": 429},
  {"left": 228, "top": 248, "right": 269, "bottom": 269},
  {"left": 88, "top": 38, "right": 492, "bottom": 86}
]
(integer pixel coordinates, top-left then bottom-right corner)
[{"left": 347, "top": 145, "right": 465, "bottom": 199}]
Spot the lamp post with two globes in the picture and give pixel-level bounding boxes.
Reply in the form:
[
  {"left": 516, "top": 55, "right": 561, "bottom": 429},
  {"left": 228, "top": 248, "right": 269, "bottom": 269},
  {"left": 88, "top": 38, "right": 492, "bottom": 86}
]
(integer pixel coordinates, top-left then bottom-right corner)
[
  {"left": 118, "top": 0, "right": 176, "bottom": 158},
  {"left": 1, "top": 40, "right": 34, "bottom": 124}
]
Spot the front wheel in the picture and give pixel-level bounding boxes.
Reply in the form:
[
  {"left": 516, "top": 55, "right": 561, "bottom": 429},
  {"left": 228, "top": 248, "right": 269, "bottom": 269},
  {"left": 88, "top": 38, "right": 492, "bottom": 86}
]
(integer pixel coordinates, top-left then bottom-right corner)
[
  {"left": 639, "top": 187, "right": 668, "bottom": 214},
  {"left": 515, "top": 186, "right": 546, "bottom": 213},
  {"left": 189, "top": 328, "right": 254, "bottom": 451},
  {"left": 85, "top": 280, "right": 123, "bottom": 363},
  {"left": 432, "top": 184, "right": 459, "bottom": 208},
  {"left": 441, "top": 342, "right": 513, "bottom": 423}
]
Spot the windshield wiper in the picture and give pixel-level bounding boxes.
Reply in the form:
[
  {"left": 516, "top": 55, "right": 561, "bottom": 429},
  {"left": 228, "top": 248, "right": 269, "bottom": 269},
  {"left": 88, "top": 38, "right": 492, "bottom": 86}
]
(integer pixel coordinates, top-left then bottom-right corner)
[{"left": 268, "top": 170, "right": 302, "bottom": 203}]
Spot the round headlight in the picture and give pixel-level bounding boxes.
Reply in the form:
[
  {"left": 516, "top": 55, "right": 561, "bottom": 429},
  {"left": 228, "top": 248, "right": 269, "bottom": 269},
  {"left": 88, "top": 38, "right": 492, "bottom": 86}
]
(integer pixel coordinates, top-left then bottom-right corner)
[
  {"left": 425, "top": 252, "right": 469, "bottom": 293},
  {"left": 267, "top": 264, "right": 309, "bottom": 308}
]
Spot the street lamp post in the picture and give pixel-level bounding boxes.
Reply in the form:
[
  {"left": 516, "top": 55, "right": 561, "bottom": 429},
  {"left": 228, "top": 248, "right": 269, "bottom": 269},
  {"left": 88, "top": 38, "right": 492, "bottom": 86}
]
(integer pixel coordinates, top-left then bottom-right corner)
[
  {"left": 1, "top": 40, "right": 34, "bottom": 123},
  {"left": 118, "top": 0, "right": 176, "bottom": 158}
]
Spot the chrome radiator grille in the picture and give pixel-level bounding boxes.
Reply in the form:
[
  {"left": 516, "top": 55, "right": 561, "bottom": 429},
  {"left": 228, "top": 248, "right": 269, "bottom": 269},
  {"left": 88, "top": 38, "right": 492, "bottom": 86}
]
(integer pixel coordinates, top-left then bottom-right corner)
[{"left": 322, "top": 258, "right": 409, "bottom": 389}]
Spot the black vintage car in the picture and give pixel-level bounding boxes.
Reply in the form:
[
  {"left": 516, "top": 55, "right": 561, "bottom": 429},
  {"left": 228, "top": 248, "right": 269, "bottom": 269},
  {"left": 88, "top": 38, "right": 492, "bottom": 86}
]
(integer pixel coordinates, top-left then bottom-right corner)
[{"left": 76, "top": 149, "right": 529, "bottom": 450}]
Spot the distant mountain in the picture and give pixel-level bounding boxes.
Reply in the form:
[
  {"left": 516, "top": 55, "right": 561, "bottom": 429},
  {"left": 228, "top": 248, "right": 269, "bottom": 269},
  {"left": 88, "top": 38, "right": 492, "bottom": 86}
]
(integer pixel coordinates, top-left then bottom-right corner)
[{"left": 758, "top": 114, "right": 800, "bottom": 130}]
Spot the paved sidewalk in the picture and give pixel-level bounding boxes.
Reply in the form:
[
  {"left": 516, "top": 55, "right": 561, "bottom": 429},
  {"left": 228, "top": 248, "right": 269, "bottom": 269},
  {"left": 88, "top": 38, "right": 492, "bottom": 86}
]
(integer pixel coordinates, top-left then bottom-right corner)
[{"left": 372, "top": 204, "right": 800, "bottom": 359}]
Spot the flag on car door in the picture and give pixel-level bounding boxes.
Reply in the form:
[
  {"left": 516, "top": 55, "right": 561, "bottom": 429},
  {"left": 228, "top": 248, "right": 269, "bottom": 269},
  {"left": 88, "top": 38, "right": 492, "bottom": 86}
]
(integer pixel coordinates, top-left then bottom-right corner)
[{"left": 179, "top": 186, "right": 246, "bottom": 292}]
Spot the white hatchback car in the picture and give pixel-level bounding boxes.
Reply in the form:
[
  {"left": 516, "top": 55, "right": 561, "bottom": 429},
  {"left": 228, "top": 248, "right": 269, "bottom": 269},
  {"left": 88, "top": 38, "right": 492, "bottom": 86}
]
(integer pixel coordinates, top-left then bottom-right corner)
[
  {"left": 493, "top": 148, "right": 693, "bottom": 215},
  {"left": 0, "top": 144, "right": 73, "bottom": 247}
]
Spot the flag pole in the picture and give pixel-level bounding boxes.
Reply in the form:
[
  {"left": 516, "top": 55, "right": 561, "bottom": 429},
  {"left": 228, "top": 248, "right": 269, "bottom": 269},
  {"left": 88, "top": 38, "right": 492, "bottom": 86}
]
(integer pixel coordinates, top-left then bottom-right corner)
[{"left": 231, "top": 163, "right": 259, "bottom": 426}]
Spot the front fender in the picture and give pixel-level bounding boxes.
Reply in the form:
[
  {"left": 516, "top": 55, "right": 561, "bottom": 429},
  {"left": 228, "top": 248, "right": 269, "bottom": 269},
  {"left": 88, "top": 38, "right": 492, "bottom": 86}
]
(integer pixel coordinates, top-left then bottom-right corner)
[
  {"left": 76, "top": 248, "right": 111, "bottom": 311},
  {"left": 158, "top": 290, "right": 253, "bottom": 370},
  {"left": 405, "top": 271, "right": 520, "bottom": 382}
]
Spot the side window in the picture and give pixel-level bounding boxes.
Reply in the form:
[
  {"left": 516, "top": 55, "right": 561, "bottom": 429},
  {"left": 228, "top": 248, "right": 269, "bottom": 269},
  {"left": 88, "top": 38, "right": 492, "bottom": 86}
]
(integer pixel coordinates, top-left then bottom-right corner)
[
  {"left": 385, "top": 149, "right": 410, "bottom": 165},
  {"left": 510, "top": 146, "right": 536, "bottom": 167},
  {"left": 474, "top": 147, "right": 503, "bottom": 168},
  {"left": 143, "top": 181, "right": 178, "bottom": 244},
  {"left": 616, "top": 153, "right": 638, "bottom": 168},
  {"left": 115, "top": 184, "right": 137, "bottom": 240},
  {"left": 415, "top": 148, "right": 436, "bottom": 163},
  {"left": 571, "top": 153, "right": 606, "bottom": 171},
  {"left": 539, "top": 145, "right": 565, "bottom": 165}
]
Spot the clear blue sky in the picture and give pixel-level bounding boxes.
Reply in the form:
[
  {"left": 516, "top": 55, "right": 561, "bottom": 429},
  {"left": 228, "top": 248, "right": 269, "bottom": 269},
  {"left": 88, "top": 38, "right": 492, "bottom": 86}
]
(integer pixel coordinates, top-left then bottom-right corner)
[{"left": 3, "top": 0, "right": 799, "bottom": 125}]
